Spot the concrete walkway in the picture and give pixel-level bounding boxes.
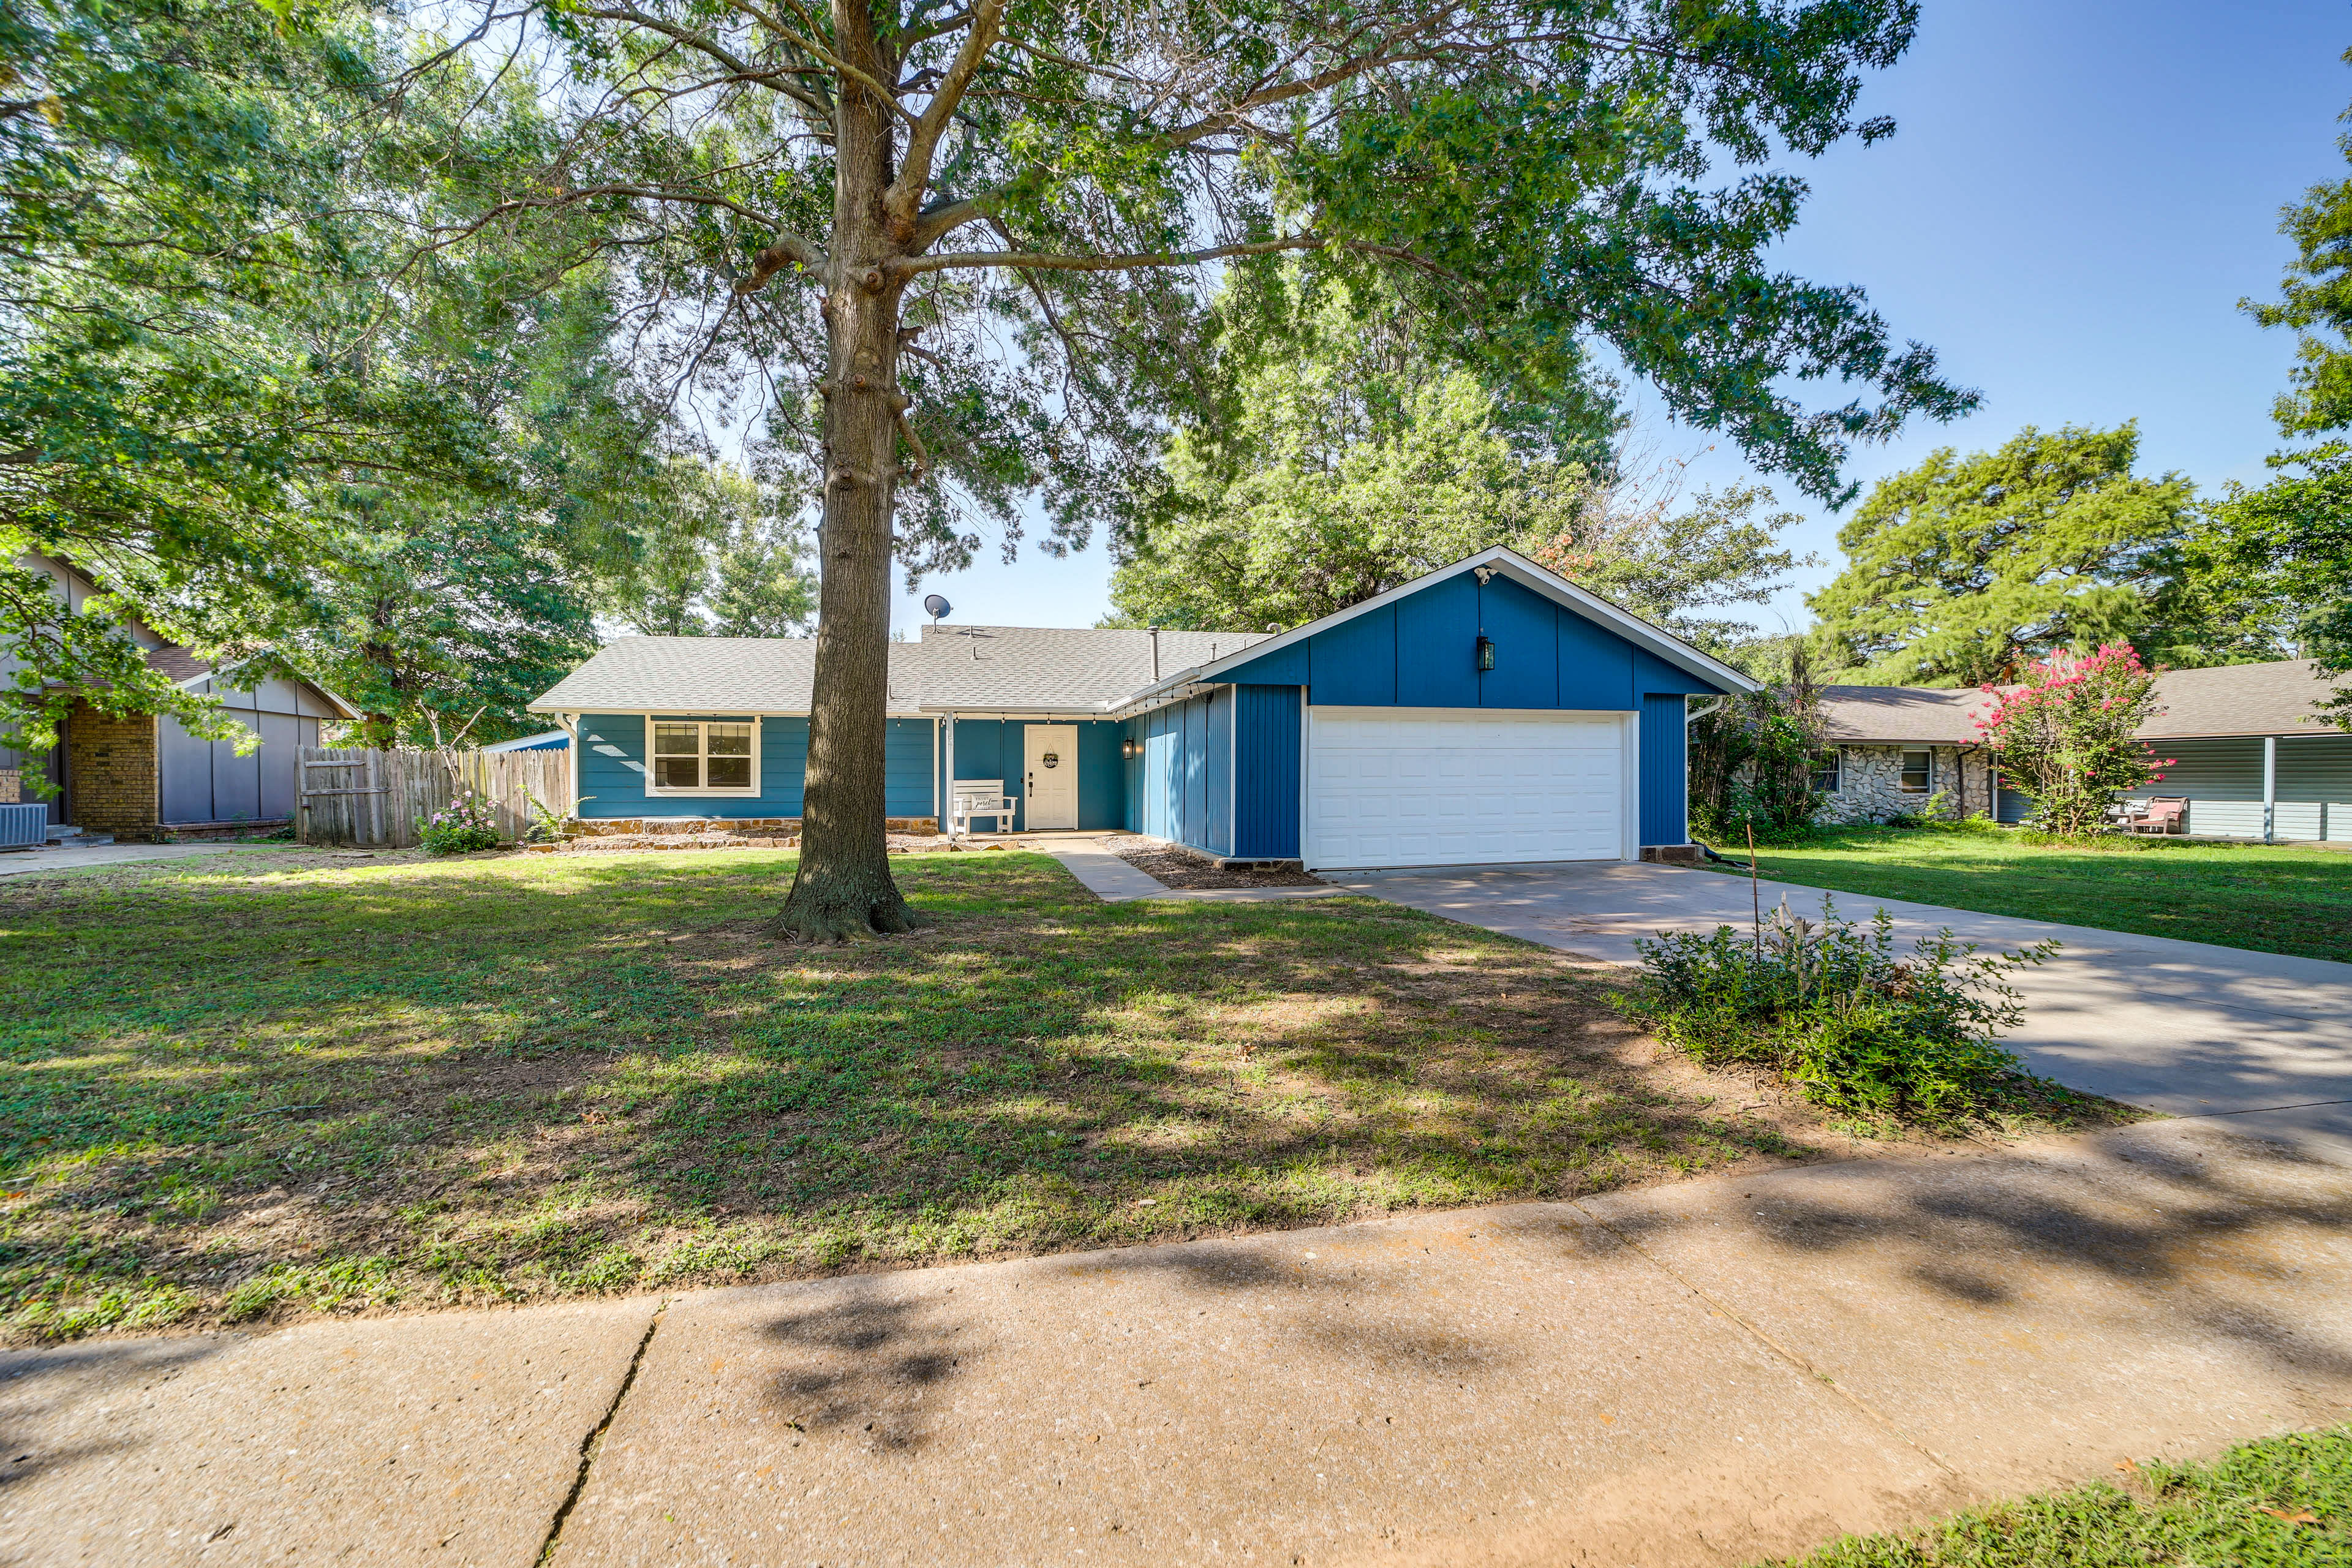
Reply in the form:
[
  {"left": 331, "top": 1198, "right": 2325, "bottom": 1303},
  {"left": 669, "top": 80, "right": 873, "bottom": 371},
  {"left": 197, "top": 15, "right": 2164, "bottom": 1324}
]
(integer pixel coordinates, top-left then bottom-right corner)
[
  {"left": 1041, "top": 837, "right": 1344, "bottom": 903},
  {"left": 0, "top": 842, "right": 283, "bottom": 878},
  {"left": 4, "top": 1115, "right": 2346, "bottom": 1566},
  {"left": 1323, "top": 861, "right": 2352, "bottom": 1134}
]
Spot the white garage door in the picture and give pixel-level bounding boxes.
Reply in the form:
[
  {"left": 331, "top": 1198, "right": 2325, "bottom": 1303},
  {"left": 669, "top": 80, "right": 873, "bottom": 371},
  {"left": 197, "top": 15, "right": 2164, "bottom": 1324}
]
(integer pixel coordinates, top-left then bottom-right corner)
[{"left": 1304, "top": 707, "right": 1630, "bottom": 870}]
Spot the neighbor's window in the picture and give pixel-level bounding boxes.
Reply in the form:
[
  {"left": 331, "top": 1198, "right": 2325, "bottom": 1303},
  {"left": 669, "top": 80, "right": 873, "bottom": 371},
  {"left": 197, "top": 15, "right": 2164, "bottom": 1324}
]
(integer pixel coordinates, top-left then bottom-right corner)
[
  {"left": 651, "top": 720, "right": 755, "bottom": 791},
  {"left": 1811, "top": 748, "right": 1842, "bottom": 793},
  {"left": 1899, "top": 748, "right": 1933, "bottom": 794}
]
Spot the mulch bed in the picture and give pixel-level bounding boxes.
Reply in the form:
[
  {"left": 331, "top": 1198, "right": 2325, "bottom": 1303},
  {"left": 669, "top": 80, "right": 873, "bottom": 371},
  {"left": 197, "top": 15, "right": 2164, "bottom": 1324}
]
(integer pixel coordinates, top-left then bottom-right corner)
[{"left": 1112, "top": 840, "right": 1327, "bottom": 889}]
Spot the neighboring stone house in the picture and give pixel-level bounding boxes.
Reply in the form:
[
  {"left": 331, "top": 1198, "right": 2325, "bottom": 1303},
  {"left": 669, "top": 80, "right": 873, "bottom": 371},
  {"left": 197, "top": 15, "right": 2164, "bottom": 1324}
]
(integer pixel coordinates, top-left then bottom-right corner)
[
  {"left": 1813, "top": 686, "right": 1997, "bottom": 824},
  {"left": 0, "top": 555, "right": 356, "bottom": 840},
  {"left": 1812, "top": 660, "right": 2352, "bottom": 842}
]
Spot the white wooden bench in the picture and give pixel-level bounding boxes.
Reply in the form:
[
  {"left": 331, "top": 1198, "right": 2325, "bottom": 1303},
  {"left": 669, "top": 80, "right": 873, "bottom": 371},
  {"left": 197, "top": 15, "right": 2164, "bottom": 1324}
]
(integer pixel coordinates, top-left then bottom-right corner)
[{"left": 949, "top": 779, "right": 1018, "bottom": 837}]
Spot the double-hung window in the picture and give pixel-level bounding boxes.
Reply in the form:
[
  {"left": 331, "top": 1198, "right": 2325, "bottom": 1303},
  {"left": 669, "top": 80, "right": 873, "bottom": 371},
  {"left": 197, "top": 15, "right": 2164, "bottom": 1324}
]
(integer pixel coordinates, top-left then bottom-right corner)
[
  {"left": 1811, "top": 748, "right": 1842, "bottom": 794},
  {"left": 650, "top": 719, "right": 757, "bottom": 794},
  {"left": 1899, "top": 748, "right": 1934, "bottom": 794}
]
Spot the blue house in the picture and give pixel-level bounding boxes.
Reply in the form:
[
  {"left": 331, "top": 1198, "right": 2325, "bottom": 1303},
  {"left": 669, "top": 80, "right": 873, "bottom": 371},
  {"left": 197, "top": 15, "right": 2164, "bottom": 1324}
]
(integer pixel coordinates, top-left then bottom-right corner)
[{"left": 527, "top": 548, "right": 1756, "bottom": 869}]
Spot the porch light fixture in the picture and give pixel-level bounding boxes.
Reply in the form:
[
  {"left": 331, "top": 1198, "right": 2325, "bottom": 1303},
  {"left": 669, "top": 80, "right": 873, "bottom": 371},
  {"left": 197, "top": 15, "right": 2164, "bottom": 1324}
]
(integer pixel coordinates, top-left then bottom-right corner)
[
  {"left": 1476, "top": 634, "right": 1496, "bottom": 672},
  {"left": 1121, "top": 737, "right": 1136, "bottom": 758}
]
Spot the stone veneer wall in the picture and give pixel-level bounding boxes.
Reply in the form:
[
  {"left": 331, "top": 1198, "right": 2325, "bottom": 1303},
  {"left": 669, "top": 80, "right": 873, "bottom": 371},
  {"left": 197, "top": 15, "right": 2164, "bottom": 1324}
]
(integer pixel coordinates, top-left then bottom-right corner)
[
  {"left": 1814, "top": 745, "right": 1994, "bottom": 825},
  {"left": 66, "top": 703, "right": 162, "bottom": 837}
]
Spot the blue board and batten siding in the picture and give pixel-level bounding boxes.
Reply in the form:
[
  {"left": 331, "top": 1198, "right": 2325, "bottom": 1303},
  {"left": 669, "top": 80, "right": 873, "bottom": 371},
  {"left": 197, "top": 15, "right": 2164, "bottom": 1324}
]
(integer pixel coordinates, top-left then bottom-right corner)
[
  {"left": 1232, "top": 685, "right": 1302, "bottom": 858},
  {"left": 1219, "top": 576, "right": 1722, "bottom": 714},
  {"left": 1123, "top": 691, "right": 1231, "bottom": 854},
  {"left": 1202, "top": 573, "right": 1726, "bottom": 850},
  {"left": 575, "top": 714, "right": 936, "bottom": 818}
]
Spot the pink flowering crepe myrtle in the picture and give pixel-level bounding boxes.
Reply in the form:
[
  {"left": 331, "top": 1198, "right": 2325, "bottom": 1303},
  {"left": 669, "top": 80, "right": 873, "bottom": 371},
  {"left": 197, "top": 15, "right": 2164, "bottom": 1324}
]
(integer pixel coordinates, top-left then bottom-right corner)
[{"left": 1972, "top": 645, "right": 2174, "bottom": 834}]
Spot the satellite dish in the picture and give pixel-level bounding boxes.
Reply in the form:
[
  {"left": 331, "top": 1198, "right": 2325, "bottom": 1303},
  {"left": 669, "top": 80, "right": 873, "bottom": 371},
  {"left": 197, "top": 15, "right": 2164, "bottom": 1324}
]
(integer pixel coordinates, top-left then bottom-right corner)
[{"left": 922, "top": 594, "right": 951, "bottom": 622}]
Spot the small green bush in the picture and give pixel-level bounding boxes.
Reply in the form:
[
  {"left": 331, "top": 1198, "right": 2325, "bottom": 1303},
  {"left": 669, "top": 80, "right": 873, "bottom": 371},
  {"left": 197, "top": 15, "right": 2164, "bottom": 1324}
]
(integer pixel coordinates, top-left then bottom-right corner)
[
  {"left": 1616, "top": 897, "right": 2059, "bottom": 1123},
  {"left": 417, "top": 791, "right": 502, "bottom": 854}
]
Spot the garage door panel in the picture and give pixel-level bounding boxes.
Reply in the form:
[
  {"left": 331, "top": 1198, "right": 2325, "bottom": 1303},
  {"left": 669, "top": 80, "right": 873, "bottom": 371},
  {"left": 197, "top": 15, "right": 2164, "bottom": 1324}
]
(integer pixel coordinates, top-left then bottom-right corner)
[{"left": 1305, "top": 706, "right": 1626, "bottom": 869}]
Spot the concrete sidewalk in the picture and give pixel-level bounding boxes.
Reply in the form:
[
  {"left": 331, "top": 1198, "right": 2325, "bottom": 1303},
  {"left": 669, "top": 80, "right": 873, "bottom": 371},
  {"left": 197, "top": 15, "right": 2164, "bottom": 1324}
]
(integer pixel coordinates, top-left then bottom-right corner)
[
  {"left": 6, "top": 1115, "right": 2347, "bottom": 1566},
  {"left": 0, "top": 842, "right": 280, "bottom": 878},
  {"left": 1324, "top": 861, "right": 2352, "bottom": 1134}
]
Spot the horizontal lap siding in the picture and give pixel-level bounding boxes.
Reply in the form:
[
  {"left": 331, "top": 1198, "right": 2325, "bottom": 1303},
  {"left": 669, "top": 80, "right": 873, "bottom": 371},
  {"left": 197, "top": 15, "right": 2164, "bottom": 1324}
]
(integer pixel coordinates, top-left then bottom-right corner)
[
  {"left": 883, "top": 719, "right": 937, "bottom": 818},
  {"left": 575, "top": 714, "right": 937, "bottom": 819},
  {"left": 945, "top": 718, "right": 1125, "bottom": 831}
]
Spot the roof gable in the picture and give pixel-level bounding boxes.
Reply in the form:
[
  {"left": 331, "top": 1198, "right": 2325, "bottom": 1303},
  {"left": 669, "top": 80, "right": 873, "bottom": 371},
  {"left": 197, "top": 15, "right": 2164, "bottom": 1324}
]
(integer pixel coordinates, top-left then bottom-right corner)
[{"left": 1133, "top": 547, "right": 1757, "bottom": 706}]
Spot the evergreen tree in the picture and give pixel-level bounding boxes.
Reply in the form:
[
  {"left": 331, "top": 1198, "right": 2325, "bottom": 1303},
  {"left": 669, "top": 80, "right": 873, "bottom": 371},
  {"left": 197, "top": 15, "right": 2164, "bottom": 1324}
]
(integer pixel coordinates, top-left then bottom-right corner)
[{"left": 1806, "top": 424, "right": 2195, "bottom": 687}]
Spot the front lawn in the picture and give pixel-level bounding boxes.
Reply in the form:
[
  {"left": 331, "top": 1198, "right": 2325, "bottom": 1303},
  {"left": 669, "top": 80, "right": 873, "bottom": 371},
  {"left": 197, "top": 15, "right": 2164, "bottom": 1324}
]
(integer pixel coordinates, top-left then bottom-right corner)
[
  {"left": 0, "top": 846, "right": 2078, "bottom": 1343},
  {"left": 1709, "top": 826, "right": 2352, "bottom": 964}
]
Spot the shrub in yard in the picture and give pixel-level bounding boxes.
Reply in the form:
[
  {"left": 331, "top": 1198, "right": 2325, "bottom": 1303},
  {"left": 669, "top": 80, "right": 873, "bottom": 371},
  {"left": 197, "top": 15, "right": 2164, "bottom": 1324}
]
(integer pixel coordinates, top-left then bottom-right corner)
[
  {"left": 1618, "top": 897, "right": 2059, "bottom": 1122},
  {"left": 417, "top": 791, "right": 502, "bottom": 854},
  {"left": 1975, "top": 644, "right": 2176, "bottom": 835}
]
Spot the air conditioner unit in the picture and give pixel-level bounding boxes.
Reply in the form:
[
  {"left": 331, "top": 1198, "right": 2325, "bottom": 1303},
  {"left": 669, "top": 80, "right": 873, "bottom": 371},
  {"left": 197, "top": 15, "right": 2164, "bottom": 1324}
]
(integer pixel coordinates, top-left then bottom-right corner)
[{"left": 0, "top": 803, "right": 48, "bottom": 851}]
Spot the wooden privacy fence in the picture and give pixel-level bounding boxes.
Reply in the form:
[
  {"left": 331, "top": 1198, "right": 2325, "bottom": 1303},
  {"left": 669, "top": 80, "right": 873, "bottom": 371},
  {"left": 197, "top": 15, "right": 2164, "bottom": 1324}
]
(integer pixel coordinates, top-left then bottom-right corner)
[{"left": 297, "top": 747, "right": 567, "bottom": 848}]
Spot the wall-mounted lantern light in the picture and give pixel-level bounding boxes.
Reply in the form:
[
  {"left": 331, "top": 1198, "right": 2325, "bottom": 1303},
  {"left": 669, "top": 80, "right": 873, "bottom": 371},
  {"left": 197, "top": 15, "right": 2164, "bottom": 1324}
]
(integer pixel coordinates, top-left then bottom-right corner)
[
  {"left": 1121, "top": 737, "right": 1137, "bottom": 759},
  {"left": 1476, "top": 634, "right": 1496, "bottom": 673}
]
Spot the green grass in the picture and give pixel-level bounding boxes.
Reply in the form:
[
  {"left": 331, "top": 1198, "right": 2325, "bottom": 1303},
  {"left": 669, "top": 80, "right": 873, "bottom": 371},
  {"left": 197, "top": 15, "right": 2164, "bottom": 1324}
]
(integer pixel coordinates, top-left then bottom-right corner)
[
  {"left": 0, "top": 845, "right": 1930, "bottom": 1342},
  {"left": 1766, "top": 1423, "right": 2351, "bottom": 1566},
  {"left": 1705, "top": 825, "right": 2352, "bottom": 964}
]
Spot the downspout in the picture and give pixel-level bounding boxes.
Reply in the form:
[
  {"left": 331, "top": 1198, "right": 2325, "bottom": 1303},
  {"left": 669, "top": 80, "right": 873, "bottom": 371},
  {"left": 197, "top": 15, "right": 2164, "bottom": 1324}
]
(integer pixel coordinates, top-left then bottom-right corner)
[
  {"left": 943, "top": 713, "right": 958, "bottom": 840},
  {"left": 556, "top": 714, "right": 581, "bottom": 818},
  {"left": 2264, "top": 734, "right": 2277, "bottom": 843}
]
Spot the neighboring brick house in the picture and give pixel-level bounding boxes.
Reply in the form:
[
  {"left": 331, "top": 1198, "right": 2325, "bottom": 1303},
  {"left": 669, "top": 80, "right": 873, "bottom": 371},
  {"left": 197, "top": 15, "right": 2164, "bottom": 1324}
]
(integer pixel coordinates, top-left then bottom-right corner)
[
  {"left": 1, "top": 554, "right": 356, "bottom": 839},
  {"left": 1812, "top": 661, "right": 2352, "bottom": 842}
]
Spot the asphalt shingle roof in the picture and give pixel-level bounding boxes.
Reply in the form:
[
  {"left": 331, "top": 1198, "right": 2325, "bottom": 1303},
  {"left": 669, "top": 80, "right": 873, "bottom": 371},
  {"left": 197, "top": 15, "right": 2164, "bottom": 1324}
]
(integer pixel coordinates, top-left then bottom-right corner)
[
  {"left": 529, "top": 625, "right": 1275, "bottom": 715},
  {"left": 2139, "top": 660, "right": 2343, "bottom": 738},
  {"left": 909, "top": 624, "right": 1271, "bottom": 709},
  {"left": 1819, "top": 660, "right": 2345, "bottom": 744},
  {"left": 1819, "top": 685, "right": 1990, "bottom": 744}
]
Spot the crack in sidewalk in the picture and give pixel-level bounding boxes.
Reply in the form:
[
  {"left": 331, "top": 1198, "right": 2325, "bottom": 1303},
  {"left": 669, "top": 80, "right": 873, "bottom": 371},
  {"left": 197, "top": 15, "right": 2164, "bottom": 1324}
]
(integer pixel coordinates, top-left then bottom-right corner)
[
  {"left": 536, "top": 1299, "right": 668, "bottom": 1564},
  {"left": 1570, "top": 1199, "right": 1963, "bottom": 1482}
]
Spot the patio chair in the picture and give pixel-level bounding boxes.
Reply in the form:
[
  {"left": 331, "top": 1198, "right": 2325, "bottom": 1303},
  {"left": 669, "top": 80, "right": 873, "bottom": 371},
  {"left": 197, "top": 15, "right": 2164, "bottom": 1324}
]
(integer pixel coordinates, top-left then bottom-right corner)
[{"left": 2123, "top": 796, "right": 2188, "bottom": 835}]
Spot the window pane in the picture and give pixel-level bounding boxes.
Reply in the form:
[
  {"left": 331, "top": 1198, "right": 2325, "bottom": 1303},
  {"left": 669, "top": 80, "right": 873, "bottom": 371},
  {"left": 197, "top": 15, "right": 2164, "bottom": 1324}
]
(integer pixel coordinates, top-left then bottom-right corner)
[
  {"left": 654, "top": 754, "right": 701, "bottom": 789},
  {"left": 1811, "top": 749, "right": 1841, "bottom": 793},
  {"left": 707, "top": 754, "right": 752, "bottom": 788},
  {"left": 1901, "top": 750, "right": 1932, "bottom": 791},
  {"left": 654, "top": 723, "right": 700, "bottom": 756},
  {"left": 706, "top": 723, "right": 752, "bottom": 756}
]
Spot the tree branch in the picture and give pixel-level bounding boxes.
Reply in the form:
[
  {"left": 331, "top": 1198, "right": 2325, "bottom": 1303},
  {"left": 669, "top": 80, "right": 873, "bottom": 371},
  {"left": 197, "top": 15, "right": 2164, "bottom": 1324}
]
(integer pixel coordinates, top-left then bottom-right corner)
[
  {"left": 884, "top": 0, "right": 1006, "bottom": 241},
  {"left": 891, "top": 232, "right": 1323, "bottom": 278},
  {"left": 571, "top": 4, "right": 835, "bottom": 118},
  {"left": 718, "top": 0, "right": 916, "bottom": 122}
]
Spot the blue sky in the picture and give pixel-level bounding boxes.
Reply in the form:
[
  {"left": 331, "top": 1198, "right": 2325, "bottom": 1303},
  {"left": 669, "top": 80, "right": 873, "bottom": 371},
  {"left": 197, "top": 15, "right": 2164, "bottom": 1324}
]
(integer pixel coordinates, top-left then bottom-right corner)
[{"left": 888, "top": 0, "right": 2352, "bottom": 635}]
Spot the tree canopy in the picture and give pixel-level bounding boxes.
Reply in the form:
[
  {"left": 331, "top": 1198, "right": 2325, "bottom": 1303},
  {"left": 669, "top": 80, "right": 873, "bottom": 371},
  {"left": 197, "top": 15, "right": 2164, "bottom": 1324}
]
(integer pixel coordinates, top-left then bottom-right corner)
[
  {"left": 1104, "top": 281, "right": 1808, "bottom": 647},
  {"left": 0, "top": 0, "right": 686, "bottom": 753},
  {"left": 1805, "top": 423, "right": 2196, "bottom": 687},
  {"left": 419, "top": 0, "right": 1975, "bottom": 934},
  {"left": 2218, "top": 57, "right": 2352, "bottom": 728}
]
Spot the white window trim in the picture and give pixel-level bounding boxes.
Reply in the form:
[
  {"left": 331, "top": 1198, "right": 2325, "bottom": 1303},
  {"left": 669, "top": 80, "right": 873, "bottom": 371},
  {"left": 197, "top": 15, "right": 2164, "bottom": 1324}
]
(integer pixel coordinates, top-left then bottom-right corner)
[
  {"left": 1899, "top": 747, "right": 1934, "bottom": 794},
  {"left": 643, "top": 714, "right": 763, "bottom": 797}
]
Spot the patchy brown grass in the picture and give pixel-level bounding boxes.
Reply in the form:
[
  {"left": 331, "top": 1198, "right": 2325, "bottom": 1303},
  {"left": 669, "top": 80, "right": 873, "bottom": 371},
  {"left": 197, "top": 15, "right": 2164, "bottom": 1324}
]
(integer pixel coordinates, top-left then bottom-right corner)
[{"left": 0, "top": 848, "right": 2125, "bottom": 1343}]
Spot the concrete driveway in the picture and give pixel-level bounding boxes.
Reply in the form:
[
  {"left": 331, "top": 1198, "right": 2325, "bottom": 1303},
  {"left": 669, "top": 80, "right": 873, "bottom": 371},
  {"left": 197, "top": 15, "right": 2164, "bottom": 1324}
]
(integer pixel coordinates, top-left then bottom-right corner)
[{"left": 1322, "top": 861, "right": 2352, "bottom": 1135}]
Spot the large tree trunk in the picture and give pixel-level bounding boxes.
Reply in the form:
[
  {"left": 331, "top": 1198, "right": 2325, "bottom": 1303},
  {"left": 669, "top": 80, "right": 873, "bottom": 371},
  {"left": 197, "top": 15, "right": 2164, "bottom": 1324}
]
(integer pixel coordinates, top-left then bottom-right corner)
[{"left": 775, "top": 6, "right": 915, "bottom": 941}]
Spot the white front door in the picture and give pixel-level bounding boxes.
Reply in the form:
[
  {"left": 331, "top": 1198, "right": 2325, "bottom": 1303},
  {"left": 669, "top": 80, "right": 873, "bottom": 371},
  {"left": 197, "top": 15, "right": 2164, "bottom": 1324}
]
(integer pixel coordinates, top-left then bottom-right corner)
[
  {"left": 1303, "top": 707, "right": 1630, "bottom": 870},
  {"left": 1023, "top": 725, "right": 1079, "bottom": 830}
]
